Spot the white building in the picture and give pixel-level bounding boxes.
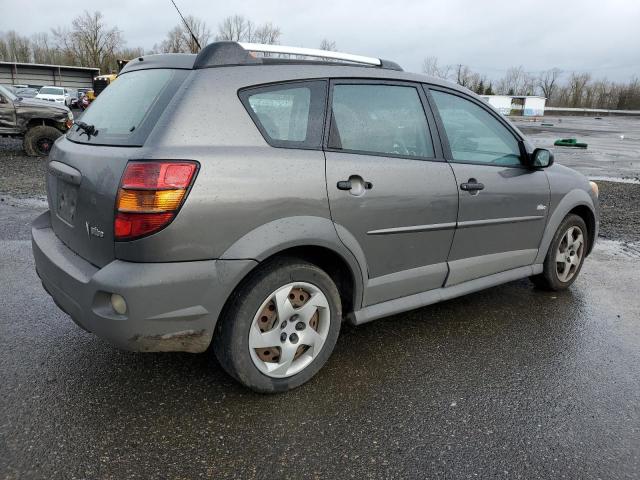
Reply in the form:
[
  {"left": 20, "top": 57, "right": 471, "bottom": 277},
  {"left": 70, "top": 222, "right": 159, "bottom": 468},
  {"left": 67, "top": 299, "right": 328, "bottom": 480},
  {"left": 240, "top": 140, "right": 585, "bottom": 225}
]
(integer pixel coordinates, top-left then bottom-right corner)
[{"left": 480, "top": 95, "right": 546, "bottom": 117}]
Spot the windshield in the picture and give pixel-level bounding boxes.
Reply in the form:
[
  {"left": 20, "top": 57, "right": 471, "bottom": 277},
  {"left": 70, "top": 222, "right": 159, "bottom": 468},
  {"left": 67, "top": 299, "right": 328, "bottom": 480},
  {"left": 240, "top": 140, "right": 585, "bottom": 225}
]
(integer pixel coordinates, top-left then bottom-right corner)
[
  {"left": 39, "top": 87, "right": 64, "bottom": 95},
  {"left": 0, "top": 85, "right": 17, "bottom": 101},
  {"left": 67, "top": 68, "right": 188, "bottom": 146}
]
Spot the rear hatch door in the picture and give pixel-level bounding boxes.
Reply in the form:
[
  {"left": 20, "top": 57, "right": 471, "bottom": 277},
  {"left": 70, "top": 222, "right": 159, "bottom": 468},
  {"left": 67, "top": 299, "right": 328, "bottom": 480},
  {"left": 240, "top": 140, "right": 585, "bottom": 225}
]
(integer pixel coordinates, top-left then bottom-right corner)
[
  {"left": 47, "top": 140, "right": 139, "bottom": 267},
  {"left": 47, "top": 67, "right": 189, "bottom": 268}
]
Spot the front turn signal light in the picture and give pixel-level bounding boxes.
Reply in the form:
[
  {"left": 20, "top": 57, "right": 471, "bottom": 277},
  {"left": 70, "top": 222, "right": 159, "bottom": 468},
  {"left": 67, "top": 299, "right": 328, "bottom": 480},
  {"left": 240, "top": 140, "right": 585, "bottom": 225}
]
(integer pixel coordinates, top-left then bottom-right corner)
[{"left": 115, "top": 161, "right": 198, "bottom": 241}]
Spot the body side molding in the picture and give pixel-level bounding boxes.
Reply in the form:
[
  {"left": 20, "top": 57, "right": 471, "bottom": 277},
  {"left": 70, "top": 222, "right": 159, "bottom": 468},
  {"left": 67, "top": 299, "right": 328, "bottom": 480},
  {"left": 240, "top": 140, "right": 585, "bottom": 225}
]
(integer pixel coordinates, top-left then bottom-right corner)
[
  {"left": 367, "top": 222, "right": 456, "bottom": 235},
  {"left": 457, "top": 215, "right": 544, "bottom": 229}
]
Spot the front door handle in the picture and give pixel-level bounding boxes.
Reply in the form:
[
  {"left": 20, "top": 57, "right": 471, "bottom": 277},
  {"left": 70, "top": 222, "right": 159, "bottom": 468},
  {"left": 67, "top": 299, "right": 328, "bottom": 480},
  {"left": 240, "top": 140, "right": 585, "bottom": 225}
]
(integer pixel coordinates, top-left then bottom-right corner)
[{"left": 460, "top": 179, "right": 485, "bottom": 192}]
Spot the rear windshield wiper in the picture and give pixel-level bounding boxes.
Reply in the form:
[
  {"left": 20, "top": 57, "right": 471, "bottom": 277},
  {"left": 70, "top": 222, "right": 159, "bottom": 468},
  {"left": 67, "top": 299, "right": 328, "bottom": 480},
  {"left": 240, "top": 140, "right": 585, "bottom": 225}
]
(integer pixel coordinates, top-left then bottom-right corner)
[{"left": 75, "top": 121, "right": 98, "bottom": 139}]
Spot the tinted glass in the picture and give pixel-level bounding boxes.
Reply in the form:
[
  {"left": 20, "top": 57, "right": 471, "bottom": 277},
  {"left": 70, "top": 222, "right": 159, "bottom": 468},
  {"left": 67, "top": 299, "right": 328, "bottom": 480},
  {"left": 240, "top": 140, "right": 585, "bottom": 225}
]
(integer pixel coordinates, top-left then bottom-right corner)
[
  {"left": 247, "top": 87, "right": 310, "bottom": 141},
  {"left": 329, "top": 84, "right": 434, "bottom": 158},
  {"left": 431, "top": 90, "right": 521, "bottom": 166},
  {"left": 239, "top": 81, "right": 326, "bottom": 149},
  {"left": 67, "top": 68, "right": 187, "bottom": 146}
]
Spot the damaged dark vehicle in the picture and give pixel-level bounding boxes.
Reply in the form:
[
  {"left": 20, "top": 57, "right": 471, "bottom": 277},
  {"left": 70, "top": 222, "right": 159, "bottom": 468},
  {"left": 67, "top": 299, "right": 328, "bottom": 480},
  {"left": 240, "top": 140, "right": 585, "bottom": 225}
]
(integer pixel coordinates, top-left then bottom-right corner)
[{"left": 0, "top": 84, "right": 74, "bottom": 156}]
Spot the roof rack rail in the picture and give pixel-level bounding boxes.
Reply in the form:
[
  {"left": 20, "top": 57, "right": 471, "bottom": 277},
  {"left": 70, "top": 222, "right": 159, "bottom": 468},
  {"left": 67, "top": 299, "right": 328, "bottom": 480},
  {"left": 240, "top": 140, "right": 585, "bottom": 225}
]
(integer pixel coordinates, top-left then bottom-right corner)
[{"left": 193, "top": 41, "right": 403, "bottom": 71}]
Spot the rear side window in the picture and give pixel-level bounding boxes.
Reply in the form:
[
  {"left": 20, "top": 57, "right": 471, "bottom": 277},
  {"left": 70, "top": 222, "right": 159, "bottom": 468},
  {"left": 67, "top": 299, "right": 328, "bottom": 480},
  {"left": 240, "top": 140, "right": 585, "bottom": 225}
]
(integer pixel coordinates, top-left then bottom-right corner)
[
  {"left": 239, "top": 81, "right": 327, "bottom": 149},
  {"left": 430, "top": 90, "right": 522, "bottom": 166},
  {"left": 67, "top": 68, "right": 188, "bottom": 146},
  {"left": 328, "top": 84, "right": 434, "bottom": 159}
]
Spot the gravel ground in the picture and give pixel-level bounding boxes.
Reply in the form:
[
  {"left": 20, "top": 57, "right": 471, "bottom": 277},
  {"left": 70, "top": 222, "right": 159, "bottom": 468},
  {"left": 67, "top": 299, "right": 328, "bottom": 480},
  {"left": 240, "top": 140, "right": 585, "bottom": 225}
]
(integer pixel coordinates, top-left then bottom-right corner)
[
  {"left": 597, "top": 180, "right": 640, "bottom": 242},
  {"left": 1, "top": 136, "right": 637, "bottom": 242},
  {"left": 0, "top": 137, "right": 47, "bottom": 199}
]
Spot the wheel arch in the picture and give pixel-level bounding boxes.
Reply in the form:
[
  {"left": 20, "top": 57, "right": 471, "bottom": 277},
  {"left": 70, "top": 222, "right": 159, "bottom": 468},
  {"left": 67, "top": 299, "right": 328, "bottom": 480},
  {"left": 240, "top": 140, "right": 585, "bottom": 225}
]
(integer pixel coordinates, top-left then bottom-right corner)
[
  {"left": 535, "top": 189, "right": 598, "bottom": 264},
  {"left": 220, "top": 216, "right": 366, "bottom": 318},
  {"left": 25, "top": 118, "right": 64, "bottom": 131},
  {"left": 568, "top": 204, "right": 597, "bottom": 255}
]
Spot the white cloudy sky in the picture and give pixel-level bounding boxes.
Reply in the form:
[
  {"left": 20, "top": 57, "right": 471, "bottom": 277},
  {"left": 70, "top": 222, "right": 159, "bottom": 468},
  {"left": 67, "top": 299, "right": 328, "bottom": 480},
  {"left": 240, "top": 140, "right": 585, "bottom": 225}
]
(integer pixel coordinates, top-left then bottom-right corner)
[{"left": 2, "top": 0, "right": 639, "bottom": 81}]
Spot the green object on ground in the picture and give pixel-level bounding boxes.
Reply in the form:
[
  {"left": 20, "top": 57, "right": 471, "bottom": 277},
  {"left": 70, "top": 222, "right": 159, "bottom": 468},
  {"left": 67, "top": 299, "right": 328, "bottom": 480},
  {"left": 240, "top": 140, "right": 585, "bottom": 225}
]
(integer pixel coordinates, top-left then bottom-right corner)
[{"left": 554, "top": 138, "right": 588, "bottom": 148}]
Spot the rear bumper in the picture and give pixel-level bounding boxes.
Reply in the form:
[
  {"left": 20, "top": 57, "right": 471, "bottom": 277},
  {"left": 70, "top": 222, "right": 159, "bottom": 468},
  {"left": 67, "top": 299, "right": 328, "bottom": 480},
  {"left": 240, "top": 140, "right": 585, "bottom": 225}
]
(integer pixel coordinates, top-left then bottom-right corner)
[{"left": 32, "top": 211, "right": 256, "bottom": 352}]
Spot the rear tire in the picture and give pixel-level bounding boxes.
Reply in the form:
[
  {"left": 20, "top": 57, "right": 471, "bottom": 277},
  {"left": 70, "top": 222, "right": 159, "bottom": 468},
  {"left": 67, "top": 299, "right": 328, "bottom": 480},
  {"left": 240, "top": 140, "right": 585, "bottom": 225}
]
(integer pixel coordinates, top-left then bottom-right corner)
[
  {"left": 23, "top": 125, "right": 61, "bottom": 156},
  {"left": 213, "top": 257, "right": 342, "bottom": 393},
  {"left": 530, "top": 214, "right": 588, "bottom": 291}
]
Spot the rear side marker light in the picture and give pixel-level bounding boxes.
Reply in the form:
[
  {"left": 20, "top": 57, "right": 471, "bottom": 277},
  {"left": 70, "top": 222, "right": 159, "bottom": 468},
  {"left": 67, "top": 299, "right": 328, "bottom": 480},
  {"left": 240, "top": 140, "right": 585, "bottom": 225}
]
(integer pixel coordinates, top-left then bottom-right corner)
[{"left": 115, "top": 161, "right": 198, "bottom": 241}]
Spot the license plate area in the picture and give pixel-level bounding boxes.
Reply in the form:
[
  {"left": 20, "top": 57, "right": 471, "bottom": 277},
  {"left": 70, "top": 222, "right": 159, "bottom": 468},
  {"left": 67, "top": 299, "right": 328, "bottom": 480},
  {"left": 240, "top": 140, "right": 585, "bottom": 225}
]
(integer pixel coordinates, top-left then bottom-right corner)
[{"left": 56, "top": 179, "right": 78, "bottom": 225}]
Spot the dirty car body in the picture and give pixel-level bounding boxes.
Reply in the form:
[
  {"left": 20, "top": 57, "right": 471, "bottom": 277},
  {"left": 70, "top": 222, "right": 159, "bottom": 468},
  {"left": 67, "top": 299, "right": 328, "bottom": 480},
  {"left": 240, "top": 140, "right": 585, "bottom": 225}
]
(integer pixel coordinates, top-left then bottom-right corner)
[{"left": 31, "top": 42, "right": 599, "bottom": 391}]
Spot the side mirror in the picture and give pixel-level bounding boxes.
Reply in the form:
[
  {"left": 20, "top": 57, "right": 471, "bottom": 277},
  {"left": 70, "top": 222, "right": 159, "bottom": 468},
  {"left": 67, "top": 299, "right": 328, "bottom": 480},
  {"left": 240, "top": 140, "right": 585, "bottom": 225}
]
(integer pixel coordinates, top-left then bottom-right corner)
[{"left": 530, "top": 148, "right": 554, "bottom": 168}]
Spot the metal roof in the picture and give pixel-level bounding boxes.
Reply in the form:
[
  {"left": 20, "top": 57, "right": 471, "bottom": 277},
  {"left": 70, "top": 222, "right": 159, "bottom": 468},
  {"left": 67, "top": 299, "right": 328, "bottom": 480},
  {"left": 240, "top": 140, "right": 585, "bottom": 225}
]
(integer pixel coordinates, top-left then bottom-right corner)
[{"left": 0, "top": 61, "right": 99, "bottom": 72}]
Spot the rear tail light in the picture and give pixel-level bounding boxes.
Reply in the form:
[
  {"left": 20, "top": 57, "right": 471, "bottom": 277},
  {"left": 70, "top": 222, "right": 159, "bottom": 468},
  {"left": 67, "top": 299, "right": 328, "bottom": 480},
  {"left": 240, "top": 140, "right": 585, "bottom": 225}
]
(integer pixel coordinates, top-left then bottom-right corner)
[{"left": 115, "top": 161, "right": 198, "bottom": 241}]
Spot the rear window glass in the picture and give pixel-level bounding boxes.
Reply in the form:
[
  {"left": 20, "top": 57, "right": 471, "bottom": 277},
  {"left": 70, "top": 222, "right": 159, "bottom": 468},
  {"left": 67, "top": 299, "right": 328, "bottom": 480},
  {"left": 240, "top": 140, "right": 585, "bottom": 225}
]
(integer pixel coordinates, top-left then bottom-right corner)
[
  {"left": 68, "top": 69, "right": 188, "bottom": 147},
  {"left": 239, "top": 81, "right": 327, "bottom": 149}
]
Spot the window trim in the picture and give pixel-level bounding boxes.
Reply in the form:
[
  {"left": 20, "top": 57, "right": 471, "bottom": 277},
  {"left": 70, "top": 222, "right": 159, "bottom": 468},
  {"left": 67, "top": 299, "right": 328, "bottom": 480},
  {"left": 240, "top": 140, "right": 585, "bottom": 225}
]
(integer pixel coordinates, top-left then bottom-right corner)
[
  {"left": 238, "top": 79, "right": 328, "bottom": 151},
  {"left": 424, "top": 85, "right": 529, "bottom": 169},
  {"left": 323, "top": 78, "right": 444, "bottom": 162}
]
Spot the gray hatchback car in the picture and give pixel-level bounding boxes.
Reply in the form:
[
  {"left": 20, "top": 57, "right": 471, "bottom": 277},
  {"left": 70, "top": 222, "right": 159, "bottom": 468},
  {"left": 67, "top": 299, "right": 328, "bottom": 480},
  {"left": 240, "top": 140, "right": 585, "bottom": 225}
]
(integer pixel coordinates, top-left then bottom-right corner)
[{"left": 32, "top": 42, "right": 599, "bottom": 392}]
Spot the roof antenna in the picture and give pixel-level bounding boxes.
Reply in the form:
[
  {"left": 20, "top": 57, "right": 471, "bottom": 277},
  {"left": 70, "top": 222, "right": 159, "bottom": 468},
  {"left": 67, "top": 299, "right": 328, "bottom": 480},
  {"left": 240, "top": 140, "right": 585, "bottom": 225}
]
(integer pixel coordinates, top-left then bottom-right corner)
[{"left": 170, "top": 0, "right": 202, "bottom": 51}]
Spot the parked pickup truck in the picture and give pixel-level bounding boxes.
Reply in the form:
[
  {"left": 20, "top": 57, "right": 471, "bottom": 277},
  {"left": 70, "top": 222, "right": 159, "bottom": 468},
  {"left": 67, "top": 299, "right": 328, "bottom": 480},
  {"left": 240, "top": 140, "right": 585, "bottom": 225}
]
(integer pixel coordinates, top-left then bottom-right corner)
[{"left": 0, "top": 84, "right": 73, "bottom": 156}]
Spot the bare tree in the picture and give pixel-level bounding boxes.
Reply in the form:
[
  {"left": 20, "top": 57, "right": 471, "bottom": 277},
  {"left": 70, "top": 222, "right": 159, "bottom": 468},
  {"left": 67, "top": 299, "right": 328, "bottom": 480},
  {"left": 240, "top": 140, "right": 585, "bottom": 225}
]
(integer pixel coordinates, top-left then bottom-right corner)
[
  {"left": 251, "top": 23, "right": 281, "bottom": 44},
  {"left": 216, "top": 15, "right": 252, "bottom": 42},
  {"left": 160, "top": 15, "right": 210, "bottom": 53},
  {"left": 31, "top": 32, "right": 61, "bottom": 64},
  {"left": 1, "top": 31, "right": 31, "bottom": 62},
  {"left": 455, "top": 64, "right": 473, "bottom": 87},
  {"left": 53, "top": 11, "right": 124, "bottom": 72},
  {"left": 216, "top": 15, "right": 281, "bottom": 44},
  {"left": 567, "top": 72, "right": 592, "bottom": 107},
  {"left": 497, "top": 66, "right": 535, "bottom": 95},
  {"left": 422, "top": 56, "right": 452, "bottom": 79},
  {"left": 0, "top": 37, "right": 9, "bottom": 61},
  {"left": 537, "top": 68, "right": 562, "bottom": 102},
  {"left": 319, "top": 39, "right": 337, "bottom": 51},
  {"left": 158, "top": 26, "right": 185, "bottom": 53}
]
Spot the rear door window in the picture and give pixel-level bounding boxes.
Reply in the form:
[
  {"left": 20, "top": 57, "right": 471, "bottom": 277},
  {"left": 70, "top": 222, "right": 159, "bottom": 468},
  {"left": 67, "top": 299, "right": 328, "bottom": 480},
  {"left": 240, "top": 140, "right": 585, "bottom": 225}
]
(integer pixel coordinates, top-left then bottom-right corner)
[
  {"left": 67, "top": 68, "right": 188, "bottom": 146},
  {"left": 239, "top": 81, "right": 327, "bottom": 149},
  {"left": 328, "top": 83, "right": 435, "bottom": 159}
]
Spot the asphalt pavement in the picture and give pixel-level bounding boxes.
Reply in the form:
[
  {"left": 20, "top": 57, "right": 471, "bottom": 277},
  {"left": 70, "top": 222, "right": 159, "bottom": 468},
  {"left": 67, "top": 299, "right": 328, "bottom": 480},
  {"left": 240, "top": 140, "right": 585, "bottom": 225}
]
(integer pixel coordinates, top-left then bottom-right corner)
[
  {"left": 1, "top": 198, "right": 639, "bottom": 479},
  {"left": 2, "top": 115, "right": 640, "bottom": 478},
  {"left": 514, "top": 116, "right": 640, "bottom": 181}
]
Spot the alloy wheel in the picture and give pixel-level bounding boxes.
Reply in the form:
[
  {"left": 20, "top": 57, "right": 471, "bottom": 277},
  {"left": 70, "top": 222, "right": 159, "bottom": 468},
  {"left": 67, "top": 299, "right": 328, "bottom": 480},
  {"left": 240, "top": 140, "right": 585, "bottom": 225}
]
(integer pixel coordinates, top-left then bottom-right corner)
[{"left": 555, "top": 225, "right": 585, "bottom": 282}]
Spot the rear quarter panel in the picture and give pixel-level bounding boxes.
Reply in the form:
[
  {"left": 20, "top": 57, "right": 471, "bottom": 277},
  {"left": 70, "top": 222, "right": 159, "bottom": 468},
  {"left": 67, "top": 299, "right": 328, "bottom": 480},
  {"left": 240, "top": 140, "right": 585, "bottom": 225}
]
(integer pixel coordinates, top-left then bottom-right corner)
[{"left": 114, "top": 68, "right": 333, "bottom": 262}]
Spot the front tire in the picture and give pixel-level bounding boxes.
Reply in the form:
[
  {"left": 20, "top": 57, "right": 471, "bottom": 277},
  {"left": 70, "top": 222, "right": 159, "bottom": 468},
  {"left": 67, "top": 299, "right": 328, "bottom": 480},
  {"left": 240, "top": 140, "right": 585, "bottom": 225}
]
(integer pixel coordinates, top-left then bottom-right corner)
[
  {"left": 23, "top": 125, "right": 62, "bottom": 156},
  {"left": 213, "top": 258, "right": 342, "bottom": 393},
  {"left": 531, "top": 214, "right": 588, "bottom": 291}
]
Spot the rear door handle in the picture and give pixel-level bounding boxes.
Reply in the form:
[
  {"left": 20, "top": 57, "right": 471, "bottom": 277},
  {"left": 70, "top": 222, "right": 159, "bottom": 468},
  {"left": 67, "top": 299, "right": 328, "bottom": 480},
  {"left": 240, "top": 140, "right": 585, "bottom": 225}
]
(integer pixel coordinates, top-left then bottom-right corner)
[
  {"left": 460, "top": 179, "right": 485, "bottom": 192},
  {"left": 337, "top": 178, "right": 373, "bottom": 191},
  {"left": 337, "top": 176, "right": 373, "bottom": 196}
]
